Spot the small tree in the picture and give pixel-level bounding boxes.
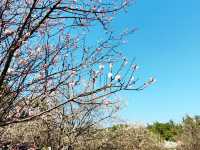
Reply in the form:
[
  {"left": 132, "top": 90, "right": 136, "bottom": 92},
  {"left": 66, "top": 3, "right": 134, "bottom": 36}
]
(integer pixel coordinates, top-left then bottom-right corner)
[
  {"left": 0, "top": 1, "right": 158, "bottom": 148},
  {"left": 148, "top": 120, "right": 182, "bottom": 142},
  {"left": 177, "top": 116, "right": 200, "bottom": 150},
  {"left": 0, "top": 0, "right": 156, "bottom": 128}
]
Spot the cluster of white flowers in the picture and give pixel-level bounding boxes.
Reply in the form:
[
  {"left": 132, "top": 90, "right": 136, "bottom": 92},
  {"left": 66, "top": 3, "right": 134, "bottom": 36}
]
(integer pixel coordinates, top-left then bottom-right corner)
[
  {"left": 107, "top": 73, "right": 121, "bottom": 82},
  {"left": 7, "top": 68, "right": 14, "bottom": 74}
]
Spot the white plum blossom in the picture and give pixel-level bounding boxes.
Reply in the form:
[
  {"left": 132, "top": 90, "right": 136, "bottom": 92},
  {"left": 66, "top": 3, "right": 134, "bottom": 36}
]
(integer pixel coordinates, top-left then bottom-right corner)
[
  {"left": 108, "top": 72, "right": 113, "bottom": 79},
  {"left": 99, "top": 64, "right": 104, "bottom": 70},
  {"left": 148, "top": 77, "right": 156, "bottom": 84},
  {"left": 132, "top": 64, "right": 139, "bottom": 71},
  {"left": 124, "top": 59, "right": 128, "bottom": 65},
  {"left": 130, "top": 76, "right": 135, "bottom": 82},
  {"left": 24, "top": 32, "right": 31, "bottom": 39},
  {"left": 69, "top": 81, "right": 75, "bottom": 87},
  {"left": 115, "top": 103, "right": 120, "bottom": 111},
  {"left": 95, "top": 71, "right": 100, "bottom": 76},
  {"left": 109, "top": 63, "right": 113, "bottom": 69},
  {"left": 36, "top": 47, "right": 42, "bottom": 53},
  {"left": 7, "top": 68, "right": 14, "bottom": 74},
  {"left": 143, "top": 77, "right": 156, "bottom": 88},
  {"left": 115, "top": 74, "right": 121, "bottom": 81},
  {"left": 70, "top": 70, "right": 77, "bottom": 76},
  {"left": 123, "top": 0, "right": 129, "bottom": 6},
  {"left": 14, "top": 51, "right": 20, "bottom": 58}
]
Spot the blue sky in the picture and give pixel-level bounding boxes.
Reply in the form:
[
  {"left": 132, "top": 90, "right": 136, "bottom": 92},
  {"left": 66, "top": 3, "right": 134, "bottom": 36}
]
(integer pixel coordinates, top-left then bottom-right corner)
[{"left": 112, "top": 0, "right": 200, "bottom": 123}]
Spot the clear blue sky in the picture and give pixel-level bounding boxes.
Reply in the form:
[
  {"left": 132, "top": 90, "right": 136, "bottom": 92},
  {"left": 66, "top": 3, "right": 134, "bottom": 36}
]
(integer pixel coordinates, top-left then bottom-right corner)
[{"left": 112, "top": 0, "right": 200, "bottom": 123}]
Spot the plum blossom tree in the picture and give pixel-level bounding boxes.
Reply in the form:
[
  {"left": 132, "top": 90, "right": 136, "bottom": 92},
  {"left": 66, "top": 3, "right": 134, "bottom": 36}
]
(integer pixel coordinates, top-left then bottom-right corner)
[{"left": 0, "top": 0, "right": 155, "bottom": 127}]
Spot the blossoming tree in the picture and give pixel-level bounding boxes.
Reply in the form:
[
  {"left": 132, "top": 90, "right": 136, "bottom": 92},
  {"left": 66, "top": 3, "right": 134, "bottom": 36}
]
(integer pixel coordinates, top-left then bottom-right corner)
[{"left": 0, "top": 0, "right": 155, "bottom": 128}]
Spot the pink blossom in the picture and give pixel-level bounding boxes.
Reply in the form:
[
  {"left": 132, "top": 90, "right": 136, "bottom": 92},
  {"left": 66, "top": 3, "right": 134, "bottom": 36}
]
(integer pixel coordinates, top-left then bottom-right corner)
[
  {"left": 42, "top": 64, "right": 48, "bottom": 69},
  {"left": 19, "top": 59, "right": 28, "bottom": 65},
  {"left": 96, "top": 47, "right": 101, "bottom": 51},
  {"left": 52, "top": 59, "right": 57, "bottom": 65},
  {"left": 103, "top": 99, "right": 111, "bottom": 106},
  {"left": 25, "top": 32, "right": 31, "bottom": 37},
  {"left": 69, "top": 81, "right": 75, "bottom": 87},
  {"left": 71, "top": 70, "right": 77, "bottom": 76},
  {"left": 15, "top": 112, "right": 20, "bottom": 118},
  {"left": 38, "top": 72, "right": 45, "bottom": 80},
  {"left": 28, "top": 109, "right": 35, "bottom": 116},
  {"left": 39, "top": 30, "right": 45, "bottom": 36},
  {"left": 92, "top": 6, "right": 97, "bottom": 11},
  {"left": 4, "top": 29, "right": 14, "bottom": 36}
]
